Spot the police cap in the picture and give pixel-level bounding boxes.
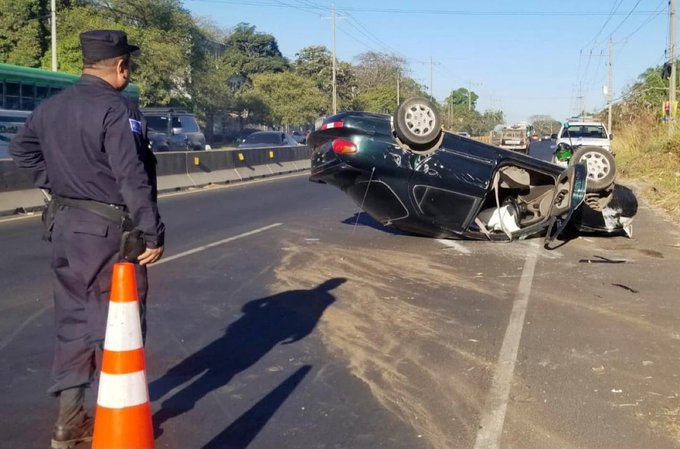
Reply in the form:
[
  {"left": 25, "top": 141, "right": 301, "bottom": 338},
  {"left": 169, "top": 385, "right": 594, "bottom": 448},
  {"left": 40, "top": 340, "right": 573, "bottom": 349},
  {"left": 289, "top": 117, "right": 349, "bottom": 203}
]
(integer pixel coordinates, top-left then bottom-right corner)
[{"left": 80, "top": 30, "right": 140, "bottom": 65}]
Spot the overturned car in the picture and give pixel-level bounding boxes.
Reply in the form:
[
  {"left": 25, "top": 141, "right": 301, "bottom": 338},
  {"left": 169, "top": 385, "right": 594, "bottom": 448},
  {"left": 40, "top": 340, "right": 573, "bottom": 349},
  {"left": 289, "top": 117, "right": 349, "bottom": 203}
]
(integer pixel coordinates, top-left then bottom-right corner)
[{"left": 308, "top": 97, "right": 637, "bottom": 243}]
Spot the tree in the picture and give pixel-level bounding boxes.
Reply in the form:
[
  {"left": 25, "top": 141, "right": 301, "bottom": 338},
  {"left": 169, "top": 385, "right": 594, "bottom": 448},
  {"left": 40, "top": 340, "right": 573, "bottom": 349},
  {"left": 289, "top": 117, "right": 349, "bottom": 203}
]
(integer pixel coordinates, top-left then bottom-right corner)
[
  {"left": 90, "top": 0, "right": 193, "bottom": 32},
  {"left": 248, "top": 71, "right": 325, "bottom": 128},
  {"left": 294, "top": 45, "right": 358, "bottom": 113},
  {"left": 445, "top": 87, "right": 478, "bottom": 112},
  {"left": 0, "top": 0, "right": 48, "bottom": 66},
  {"left": 352, "top": 51, "right": 429, "bottom": 113},
  {"left": 441, "top": 87, "right": 502, "bottom": 135},
  {"left": 41, "top": 2, "right": 195, "bottom": 106},
  {"left": 355, "top": 84, "right": 399, "bottom": 114},
  {"left": 478, "top": 110, "right": 505, "bottom": 135},
  {"left": 529, "top": 115, "right": 560, "bottom": 136},
  {"left": 222, "top": 23, "right": 288, "bottom": 76},
  {"left": 354, "top": 51, "right": 405, "bottom": 90},
  {"left": 624, "top": 65, "right": 672, "bottom": 115}
]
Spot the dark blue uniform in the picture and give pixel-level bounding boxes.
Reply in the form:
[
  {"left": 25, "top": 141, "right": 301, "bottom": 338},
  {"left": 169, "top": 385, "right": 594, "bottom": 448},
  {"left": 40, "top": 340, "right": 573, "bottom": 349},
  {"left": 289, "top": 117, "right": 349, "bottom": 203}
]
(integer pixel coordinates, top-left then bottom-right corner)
[{"left": 10, "top": 74, "right": 164, "bottom": 395}]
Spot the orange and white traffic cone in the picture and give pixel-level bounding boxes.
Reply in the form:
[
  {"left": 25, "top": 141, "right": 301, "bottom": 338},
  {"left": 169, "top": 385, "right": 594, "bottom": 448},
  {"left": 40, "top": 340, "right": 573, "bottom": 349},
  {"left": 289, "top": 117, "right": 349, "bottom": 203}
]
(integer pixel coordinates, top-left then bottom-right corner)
[{"left": 92, "top": 262, "right": 154, "bottom": 449}]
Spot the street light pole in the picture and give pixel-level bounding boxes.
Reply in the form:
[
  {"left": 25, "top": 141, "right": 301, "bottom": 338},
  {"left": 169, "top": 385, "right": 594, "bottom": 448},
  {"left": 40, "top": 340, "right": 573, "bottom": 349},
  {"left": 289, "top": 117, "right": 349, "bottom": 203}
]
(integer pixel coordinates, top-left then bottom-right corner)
[{"left": 51, "top": 0, "right": 57, "bottom": 71}]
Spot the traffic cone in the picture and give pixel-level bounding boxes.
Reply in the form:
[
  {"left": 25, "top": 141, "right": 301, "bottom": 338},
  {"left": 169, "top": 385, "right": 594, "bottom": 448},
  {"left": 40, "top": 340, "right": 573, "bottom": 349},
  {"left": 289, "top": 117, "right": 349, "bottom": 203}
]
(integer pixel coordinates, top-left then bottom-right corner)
[{"left": 92, "top": 262, "right": 154, "bottom": 449}]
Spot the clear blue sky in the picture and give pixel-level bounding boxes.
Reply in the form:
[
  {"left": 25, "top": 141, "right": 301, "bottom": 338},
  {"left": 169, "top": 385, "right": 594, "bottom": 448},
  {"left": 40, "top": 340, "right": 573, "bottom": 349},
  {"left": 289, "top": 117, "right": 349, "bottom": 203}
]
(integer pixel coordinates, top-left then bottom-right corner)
[{"left": 185, "top": 0, "right": 670, "bottom": 125}]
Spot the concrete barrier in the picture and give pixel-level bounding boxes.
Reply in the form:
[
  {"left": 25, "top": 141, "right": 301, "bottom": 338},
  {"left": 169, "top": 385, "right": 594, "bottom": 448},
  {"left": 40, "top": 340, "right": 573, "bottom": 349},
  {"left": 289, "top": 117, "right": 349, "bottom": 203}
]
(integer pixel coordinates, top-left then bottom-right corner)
[{"left": 0, "top": 145, "right": 312, "bottom": 216}]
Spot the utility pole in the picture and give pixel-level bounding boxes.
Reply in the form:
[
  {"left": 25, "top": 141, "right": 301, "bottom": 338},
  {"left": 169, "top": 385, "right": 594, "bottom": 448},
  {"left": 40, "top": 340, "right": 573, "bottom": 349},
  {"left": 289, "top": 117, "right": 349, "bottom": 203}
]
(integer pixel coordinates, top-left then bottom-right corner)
[
  {"left": 331, "top": 1, "right": 337, "bottom": 115},
  {"left": 576, "top": 82, "right": 584, "bottom": 119},
  {"left": 51, "top": 0, "right": 57, "bottom": 71},
  {"left": 669, "top": 0, "right": 677, "bottom": 136},
  {"left": 396, "top": 69, "right": 400, "bottom": 107},
  {"left": 607, "top": 35, "right": 613, "bottom": 133}
]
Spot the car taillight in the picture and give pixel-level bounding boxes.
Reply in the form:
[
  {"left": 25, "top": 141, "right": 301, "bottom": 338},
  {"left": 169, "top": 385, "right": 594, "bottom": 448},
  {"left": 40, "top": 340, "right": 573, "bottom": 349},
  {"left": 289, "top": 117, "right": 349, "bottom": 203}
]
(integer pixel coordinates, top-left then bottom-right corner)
[
  {"left": 331, "top": 139, "right": 357, "bottom": 154},
  {"left": 321, "top": 121, "right": 344, "bottom": 130}
]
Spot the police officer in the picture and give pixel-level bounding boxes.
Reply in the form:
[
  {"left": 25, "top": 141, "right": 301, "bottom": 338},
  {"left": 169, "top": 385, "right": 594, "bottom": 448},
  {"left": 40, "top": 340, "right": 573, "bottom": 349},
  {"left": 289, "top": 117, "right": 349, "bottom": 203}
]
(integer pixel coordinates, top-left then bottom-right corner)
[{"left": 10, "top": 30, "right": 164, "bottom": 449}]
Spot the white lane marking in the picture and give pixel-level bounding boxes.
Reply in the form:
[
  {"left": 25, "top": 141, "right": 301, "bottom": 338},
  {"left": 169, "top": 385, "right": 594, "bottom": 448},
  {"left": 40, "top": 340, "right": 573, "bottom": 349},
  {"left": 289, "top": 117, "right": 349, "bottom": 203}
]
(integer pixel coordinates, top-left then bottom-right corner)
[
  {"left": 436, "top": 238, "right": 471, "bottom": 254},
  {"left": 0, "top": 224, "right": 282, "bottom": 352},
  {"left": 473, "top": 239, "right": 540, "bottom": 449},
  {"left": 153, "top": 223, "right": 282, "bottom": 266},
  {"left": 0, "top": 303, "right": 52, "bottom": 352}
]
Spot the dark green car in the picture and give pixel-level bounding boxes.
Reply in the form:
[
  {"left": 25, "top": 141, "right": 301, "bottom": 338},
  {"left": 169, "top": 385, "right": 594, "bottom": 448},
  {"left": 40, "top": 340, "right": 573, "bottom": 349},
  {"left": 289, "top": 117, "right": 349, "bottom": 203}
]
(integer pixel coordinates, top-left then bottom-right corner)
[{"left": 309, "top": 97, "right": 637, "bottom": 243}]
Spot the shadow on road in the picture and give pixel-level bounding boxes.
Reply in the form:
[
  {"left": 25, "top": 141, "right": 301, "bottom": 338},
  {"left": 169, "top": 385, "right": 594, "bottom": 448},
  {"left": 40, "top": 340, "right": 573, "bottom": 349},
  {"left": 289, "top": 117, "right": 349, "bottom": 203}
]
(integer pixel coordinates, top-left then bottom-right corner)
[
  {"left": 202, "top": 365, "right": 311, "bottom": 449},
  {"left": 341, "top": 212, "right": 403, "bottom": 235},
  {"left": 149, "top": 278, "right": 345, "bottom": 439}
]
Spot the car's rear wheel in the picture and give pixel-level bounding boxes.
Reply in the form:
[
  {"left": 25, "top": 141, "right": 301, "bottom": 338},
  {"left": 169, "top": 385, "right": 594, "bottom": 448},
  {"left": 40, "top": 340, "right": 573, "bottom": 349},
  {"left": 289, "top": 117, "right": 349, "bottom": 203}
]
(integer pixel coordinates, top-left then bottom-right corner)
[
  {"left": 568, "top": 146, "right": 616, "bottom": 192},
  {"left": 393, "top": 97, "right": 442, "bottom": 149}
]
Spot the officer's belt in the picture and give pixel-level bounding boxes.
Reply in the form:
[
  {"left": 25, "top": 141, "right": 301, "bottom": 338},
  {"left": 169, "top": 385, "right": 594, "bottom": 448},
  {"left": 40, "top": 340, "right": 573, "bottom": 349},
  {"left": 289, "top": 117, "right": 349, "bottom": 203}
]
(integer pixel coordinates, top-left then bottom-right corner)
[{"left": 52, "top": 195, "right": 133, "bottom": 231}]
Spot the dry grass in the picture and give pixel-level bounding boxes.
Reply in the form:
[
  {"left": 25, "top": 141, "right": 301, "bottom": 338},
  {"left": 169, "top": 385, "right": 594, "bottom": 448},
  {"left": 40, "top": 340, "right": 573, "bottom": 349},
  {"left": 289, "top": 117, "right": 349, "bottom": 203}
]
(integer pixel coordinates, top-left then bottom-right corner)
[{"left": 613, "top": 116, "right": 680, "bottom": 219}]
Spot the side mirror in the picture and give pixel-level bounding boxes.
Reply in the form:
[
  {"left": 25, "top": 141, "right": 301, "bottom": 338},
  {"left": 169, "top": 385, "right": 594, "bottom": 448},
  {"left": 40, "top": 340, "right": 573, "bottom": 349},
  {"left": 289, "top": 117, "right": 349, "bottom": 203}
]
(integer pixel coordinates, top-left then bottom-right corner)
[
  {"left": 172, "top": 127, "right": 182, "bottom": 135},
  {"left": 550, "top": 133, "right": 557, "bottom": 139},
  {"left": 609, "top": 133, "right": 613, "bottom": 140}
]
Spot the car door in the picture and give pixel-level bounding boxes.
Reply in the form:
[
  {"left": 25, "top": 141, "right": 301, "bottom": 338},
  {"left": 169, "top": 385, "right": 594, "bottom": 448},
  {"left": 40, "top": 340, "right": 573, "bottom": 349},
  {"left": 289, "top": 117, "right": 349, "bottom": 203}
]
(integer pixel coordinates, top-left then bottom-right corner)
[{"left": 408, "top": 134, "right": 497, "bottom": 232}]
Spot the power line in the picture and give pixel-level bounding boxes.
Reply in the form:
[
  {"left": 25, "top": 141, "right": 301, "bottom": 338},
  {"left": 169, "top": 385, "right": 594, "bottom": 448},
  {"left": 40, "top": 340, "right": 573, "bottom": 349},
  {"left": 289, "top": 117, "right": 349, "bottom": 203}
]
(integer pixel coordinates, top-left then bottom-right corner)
[
  {"left": 608, "top": 0, "right": 643, "bottom": 36},
  {"left": 186, "top": 0, "right": 662, "bottom": 16},
  {"left": 619, "top": 0, "right": 664, "bottom": 41},
  {"left": 580, "top": 0, "right": 624, "bottom": 51}
]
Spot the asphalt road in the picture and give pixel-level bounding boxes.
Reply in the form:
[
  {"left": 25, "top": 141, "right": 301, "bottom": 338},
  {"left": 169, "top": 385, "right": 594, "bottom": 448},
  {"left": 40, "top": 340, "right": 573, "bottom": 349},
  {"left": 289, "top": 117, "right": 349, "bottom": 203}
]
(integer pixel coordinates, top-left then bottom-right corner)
[{"left": 2, "top": 144, "right": 680, "bottom": 449}]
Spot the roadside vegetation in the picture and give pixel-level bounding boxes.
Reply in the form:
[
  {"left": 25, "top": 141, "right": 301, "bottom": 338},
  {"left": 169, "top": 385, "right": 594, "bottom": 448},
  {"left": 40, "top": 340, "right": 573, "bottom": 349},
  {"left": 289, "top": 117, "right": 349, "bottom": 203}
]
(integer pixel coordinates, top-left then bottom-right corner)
[
  {"left": 607, "top": 64, "right": 680, "bottom": 220},
  {"left": 0, "top": 0, "right": 503, "bottom": 140}
]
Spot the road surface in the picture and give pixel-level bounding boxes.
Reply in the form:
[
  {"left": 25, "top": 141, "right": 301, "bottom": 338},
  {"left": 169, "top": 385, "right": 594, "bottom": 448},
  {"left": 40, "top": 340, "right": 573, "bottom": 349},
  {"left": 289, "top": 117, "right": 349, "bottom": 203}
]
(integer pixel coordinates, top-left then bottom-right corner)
[{"left": 1, "top": 145, "right": 680, "bottom": 448}]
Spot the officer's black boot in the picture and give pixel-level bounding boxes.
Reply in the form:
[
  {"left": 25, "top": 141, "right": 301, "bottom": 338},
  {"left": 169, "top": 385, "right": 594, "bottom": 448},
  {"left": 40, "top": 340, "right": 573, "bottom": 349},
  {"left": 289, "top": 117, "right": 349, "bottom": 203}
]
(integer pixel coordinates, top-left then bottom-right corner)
[{"left": 51, "top": 387, "right": 93, "bottom": 449}]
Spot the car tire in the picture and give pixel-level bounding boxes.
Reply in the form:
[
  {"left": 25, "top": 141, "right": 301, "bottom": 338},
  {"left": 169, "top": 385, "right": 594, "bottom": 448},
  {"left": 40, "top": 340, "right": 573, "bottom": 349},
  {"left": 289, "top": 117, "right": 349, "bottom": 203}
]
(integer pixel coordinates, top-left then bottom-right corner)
[
  {"left": 393, "top": 97, "right": 442, "bottom": 148},
  {"left": 568, "top": 146, "right": 616, "bottom": 192}
]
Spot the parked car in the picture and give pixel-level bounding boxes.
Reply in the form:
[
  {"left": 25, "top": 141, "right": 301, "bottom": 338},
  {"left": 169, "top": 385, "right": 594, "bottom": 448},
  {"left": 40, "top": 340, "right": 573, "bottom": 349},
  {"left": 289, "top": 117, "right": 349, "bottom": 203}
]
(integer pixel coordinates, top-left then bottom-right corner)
[
  {"left": 291, "top": 130, "right": 307, "bottom": 144},
  {"left": 142, "top": 108, "right": 206, "bottom": 152},
  {"left": 308, "top": 97, "right": 637, "bottom": 242},
  {"left": 0, "top": 109, "right": 29, "bottom": 159},
  {"left": 238, "top": 131, "right": 300, "bottom": 148}
]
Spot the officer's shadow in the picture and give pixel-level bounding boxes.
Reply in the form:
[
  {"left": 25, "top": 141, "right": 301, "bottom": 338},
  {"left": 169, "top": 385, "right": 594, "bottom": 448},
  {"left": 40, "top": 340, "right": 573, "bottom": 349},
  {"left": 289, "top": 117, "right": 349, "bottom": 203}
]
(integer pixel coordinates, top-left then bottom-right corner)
[{"left": 148, "top": 277, "right": 345, "bottom": 436}]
